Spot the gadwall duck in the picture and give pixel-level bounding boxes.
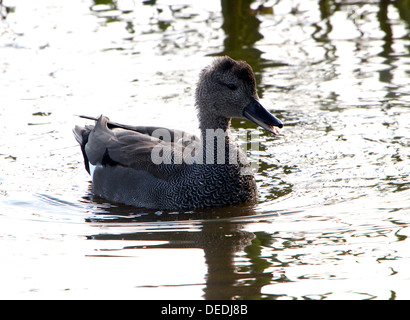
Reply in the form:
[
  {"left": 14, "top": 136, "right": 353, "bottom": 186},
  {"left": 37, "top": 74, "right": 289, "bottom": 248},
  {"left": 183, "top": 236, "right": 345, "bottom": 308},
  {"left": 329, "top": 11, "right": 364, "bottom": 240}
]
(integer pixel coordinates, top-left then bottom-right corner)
[{"left": 73, "top": 56, "right": 283, "bottom": 210}]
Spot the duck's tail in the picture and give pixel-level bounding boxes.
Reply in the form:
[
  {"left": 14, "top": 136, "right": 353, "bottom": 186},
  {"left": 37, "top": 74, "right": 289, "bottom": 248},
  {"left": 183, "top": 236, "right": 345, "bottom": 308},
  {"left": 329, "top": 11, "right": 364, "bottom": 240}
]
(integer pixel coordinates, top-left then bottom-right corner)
[{"left": 73, "top": 122, "right": 94, "bottom": 175}]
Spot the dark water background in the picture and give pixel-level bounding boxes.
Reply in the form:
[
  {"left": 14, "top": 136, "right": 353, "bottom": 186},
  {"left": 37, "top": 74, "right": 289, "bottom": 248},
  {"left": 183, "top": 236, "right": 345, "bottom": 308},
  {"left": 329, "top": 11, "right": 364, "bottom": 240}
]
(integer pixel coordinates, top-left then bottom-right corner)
[{"left": 0, "top": 0, "right": 409, "bottom": 299}]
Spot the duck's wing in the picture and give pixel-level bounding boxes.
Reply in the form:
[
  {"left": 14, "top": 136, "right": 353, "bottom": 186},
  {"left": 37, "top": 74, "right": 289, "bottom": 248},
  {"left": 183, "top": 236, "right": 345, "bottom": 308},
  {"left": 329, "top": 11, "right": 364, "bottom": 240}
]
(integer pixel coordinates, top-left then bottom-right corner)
[
  {"left": 77, "top": 114, "right": 199, "bottom": 146},
  {"left": 74, "top": 115, "right": 200, "bottom": 180}
]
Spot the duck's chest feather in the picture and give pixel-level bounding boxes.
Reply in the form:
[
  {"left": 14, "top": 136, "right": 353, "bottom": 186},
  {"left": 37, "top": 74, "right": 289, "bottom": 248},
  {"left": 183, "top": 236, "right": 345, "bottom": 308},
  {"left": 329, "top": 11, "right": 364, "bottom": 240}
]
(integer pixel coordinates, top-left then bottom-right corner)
[{"left": 164, "top": 163, "right": 257, "bottom": 209}]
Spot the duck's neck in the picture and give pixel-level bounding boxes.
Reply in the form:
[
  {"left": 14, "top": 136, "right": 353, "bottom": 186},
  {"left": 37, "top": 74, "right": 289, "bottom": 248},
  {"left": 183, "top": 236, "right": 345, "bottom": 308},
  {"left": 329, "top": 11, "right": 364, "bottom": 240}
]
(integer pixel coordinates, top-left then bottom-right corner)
[
  {"left": 197, "top": 109, "right": 237, "bottom": 164},
  {"left": 198, "top": 112, "right": 234, "bottom": 145},
  {"left": 198, "top": 109, "right": 231, "bottom": 133}
]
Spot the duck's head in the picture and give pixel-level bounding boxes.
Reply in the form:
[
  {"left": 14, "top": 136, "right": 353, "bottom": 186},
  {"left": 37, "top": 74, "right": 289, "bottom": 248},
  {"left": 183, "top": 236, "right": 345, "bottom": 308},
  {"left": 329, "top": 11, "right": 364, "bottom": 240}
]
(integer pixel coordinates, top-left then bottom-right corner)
[{"left": 195, "top": 56, "right": 283, "bottom": 134}]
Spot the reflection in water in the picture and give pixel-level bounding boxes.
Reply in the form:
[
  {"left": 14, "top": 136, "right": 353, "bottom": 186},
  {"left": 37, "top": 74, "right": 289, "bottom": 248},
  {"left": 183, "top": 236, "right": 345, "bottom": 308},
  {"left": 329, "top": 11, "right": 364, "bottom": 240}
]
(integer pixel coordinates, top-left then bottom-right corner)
[
  {"left": 220, "top": 0, "right": 263, "bottom": 64},
  {"left": 218, "top": 0, "right": 291, "bottom": 92},
  {"left": 85, "top": 197, "right": 277, "bottom": 299}
]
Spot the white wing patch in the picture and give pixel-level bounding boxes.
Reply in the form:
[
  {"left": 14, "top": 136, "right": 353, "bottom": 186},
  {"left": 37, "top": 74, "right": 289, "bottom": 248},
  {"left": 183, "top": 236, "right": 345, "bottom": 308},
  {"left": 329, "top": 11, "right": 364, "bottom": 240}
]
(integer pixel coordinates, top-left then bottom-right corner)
[{"left": 89, "top": 162, "right": 97, "bottom": 180}]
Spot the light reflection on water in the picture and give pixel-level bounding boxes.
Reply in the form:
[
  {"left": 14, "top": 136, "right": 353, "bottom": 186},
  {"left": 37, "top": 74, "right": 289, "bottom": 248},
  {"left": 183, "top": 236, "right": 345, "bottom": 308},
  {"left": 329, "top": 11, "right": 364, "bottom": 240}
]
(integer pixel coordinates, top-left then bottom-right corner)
[{"left": 0, "top": 0, "right": 409, "bottom": 299}]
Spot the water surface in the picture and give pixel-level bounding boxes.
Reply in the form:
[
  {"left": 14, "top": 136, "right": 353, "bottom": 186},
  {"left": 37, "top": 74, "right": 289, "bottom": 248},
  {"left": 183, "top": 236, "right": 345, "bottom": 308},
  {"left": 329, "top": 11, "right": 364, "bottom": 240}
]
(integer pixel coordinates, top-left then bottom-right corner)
[{"left": 0, "top": 0, "right": 409, "bottom": 299}]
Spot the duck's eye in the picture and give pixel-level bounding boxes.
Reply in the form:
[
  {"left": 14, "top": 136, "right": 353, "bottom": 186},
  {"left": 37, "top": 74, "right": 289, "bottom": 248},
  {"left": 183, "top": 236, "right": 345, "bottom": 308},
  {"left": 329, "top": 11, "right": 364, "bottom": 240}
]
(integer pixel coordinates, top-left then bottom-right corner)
[
  {"left": 217, "top": 80, "right": 238, "bottom": 91},
  {"left": 226, "top": 83, "right": 237, "bottom": 90}
]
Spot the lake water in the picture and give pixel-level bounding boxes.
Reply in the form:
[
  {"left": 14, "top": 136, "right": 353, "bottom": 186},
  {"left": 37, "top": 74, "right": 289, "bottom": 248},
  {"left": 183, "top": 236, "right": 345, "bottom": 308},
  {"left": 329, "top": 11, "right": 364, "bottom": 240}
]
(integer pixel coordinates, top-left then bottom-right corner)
[{"left": 0, "top": 0, "right": 409, "bottom": 300}]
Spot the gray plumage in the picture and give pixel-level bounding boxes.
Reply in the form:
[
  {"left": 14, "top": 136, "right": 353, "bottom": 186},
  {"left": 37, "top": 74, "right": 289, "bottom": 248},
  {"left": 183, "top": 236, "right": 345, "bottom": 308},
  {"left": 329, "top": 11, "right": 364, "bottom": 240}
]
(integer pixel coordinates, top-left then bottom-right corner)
[{"left": 73, "top": 56, "right": 283, "bottom": 210}]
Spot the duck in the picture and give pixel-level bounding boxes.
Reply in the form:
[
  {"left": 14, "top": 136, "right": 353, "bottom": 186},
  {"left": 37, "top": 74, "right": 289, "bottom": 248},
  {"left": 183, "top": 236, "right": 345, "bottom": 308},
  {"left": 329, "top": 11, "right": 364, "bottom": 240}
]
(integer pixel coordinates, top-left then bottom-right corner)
[{"left": 73, "top": 56, "right": 283, "bottom": 210}]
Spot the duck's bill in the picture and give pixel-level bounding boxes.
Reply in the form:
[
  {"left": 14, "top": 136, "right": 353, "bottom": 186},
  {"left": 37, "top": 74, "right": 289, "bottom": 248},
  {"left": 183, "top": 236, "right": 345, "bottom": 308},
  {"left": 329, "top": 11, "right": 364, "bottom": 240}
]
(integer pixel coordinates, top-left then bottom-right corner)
[{"left": 243, "top": 98, "right": 283, "bottom": 135}]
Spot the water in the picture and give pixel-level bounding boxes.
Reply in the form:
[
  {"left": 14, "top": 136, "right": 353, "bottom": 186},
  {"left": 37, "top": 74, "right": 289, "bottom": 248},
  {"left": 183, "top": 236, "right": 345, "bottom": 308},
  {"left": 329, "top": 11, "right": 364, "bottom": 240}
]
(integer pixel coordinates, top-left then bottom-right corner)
[{"left": 0, "top": 0, "right": 409, "bottom": 299}]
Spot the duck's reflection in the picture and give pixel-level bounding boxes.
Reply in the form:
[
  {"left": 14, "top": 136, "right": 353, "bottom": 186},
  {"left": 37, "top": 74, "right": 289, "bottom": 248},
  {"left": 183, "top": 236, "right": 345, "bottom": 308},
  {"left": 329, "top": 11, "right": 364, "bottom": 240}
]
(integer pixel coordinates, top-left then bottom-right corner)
[{"left": 83, "top": 194, "right": 273, "bottom": 299}]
